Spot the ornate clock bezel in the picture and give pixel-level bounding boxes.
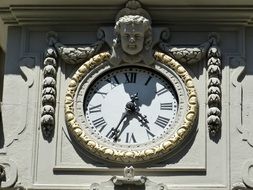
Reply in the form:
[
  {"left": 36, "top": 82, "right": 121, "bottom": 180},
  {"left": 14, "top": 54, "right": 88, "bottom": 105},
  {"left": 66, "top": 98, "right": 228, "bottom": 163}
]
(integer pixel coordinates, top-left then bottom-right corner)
[
  {"left": 77, "top": 61, "right": 184, "bottom": 150},
  {"left": 64, "top": 51, "right": 198, "bottom": 164}
]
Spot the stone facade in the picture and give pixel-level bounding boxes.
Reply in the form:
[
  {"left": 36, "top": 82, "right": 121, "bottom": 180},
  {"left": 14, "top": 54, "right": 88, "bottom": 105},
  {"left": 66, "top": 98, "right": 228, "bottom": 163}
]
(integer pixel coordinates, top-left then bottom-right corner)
[{"left": 0, "top": 0, "right": 253, "bottom": 189}]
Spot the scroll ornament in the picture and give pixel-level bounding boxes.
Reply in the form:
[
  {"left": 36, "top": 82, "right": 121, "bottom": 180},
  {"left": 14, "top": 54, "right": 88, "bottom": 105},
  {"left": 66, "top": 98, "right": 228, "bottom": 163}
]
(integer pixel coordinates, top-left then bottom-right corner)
[{"left": 0, "top": 160, "right": 18, "bottom": 188}]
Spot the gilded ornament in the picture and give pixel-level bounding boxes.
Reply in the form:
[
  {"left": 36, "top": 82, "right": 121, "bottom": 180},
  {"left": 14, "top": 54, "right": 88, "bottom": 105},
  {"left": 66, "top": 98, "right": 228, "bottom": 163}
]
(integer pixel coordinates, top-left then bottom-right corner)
[{"left": 64, "top": 51, "right": 198, "bottom": 163}]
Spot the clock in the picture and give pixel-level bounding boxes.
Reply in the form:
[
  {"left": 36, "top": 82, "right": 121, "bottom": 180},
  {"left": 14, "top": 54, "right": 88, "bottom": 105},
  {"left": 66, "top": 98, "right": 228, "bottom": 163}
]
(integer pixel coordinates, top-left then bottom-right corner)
[
  {"left": 65, "top": 52, "right": 198, "bottom": 164},
  {"left": 82, "top": 66, "right": 179, "bottom": 147}
]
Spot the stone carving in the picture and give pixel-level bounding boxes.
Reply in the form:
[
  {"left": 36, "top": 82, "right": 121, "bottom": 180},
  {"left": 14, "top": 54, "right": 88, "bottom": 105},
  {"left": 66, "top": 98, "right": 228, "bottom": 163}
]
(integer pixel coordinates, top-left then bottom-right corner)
[
  {"left": 42, "top": 29, "right": 105, "bottom": 140},
  {"left": 232, "top": 183, "right": 248, "bottom": 190},
  {"left": 14, "top": 186, "right": 26, "bottom": 190},
  {"left": 242, "top": 160, "right": 253, "bottom": 188},
  {"left": 3, "top": 57, "right": 35, "bottom": 147},
  {"left": 159, "top": 38, "right": 215, "bottom": 64},
  {"left": 158, "top": 28, "right": 222, "bottom": 138},
  {"left": 112, "top": 166, "right": 146, "bottom": 185},
  {"left": 19, "top": 57, "right": 35, "bottom": 88},
  {"left": 41, "top": 47, "right": 58, "bottom": 140},
  {"left": 0, "top": 160, "right": 18, "bottom": 188},
  {"left": 207, "top": 35, "right": 222, "bottom": 137},
  {"left": 232, "top": 160, "right": 253, "bottom": 189},
  {"left": 90, "top": 166, "right": 168, "bottom": 190},
  {"left": 48, "top": 30, "right": 105, "bottom": 65},
  {"left": 230, "top": 57, "right": 253, "bottom": 148},
  {"left": 64, "top": 51, "right": 198, "bottom": 163},
  {"left": 0, "top": 165, "right": 6, "bottom": 186},
  {"left": 230, "top": 57, "right": 247, "bottom": 142},
  {"left": 110, "top": 1, "right": 153, "bottom": 65},
  {"left": 64, "top": 0, "right": 198, "bottom": 163}
]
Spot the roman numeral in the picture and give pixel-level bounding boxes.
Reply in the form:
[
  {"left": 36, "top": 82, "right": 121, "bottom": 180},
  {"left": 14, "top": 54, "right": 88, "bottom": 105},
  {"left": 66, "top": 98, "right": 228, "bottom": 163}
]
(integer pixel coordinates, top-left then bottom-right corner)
[
  {"left": 106, "top": 75, "right": 120, "bottom": 88},
  {"left": 146, "top": 129, "right": 155, "bottom": 140},
  {"left": 89, "top": 104, "right": 102, "bottom": 113},
  {"left": 125, "top": 133, "right": 137, "bottom": 143},
  {"left": 160, "top": 103, "right": 173, "bottom": 110},
  {"left": 124, "top": 73, "right": 137, "bottom": 83},
  {"left": 156, "top": 87, "right": 169, "bottom": 96},
  {"left": 154, "top": 116, "right": 170, "bottom": 128},
  {"left": 92, "top": 117, "right": 107, "bottom": 132},
  {"left": 95, "top": 91, "right": 107, "bottom": 98},
  {"left": 144, "top": 76, "right": 152, "bottom": 86}
]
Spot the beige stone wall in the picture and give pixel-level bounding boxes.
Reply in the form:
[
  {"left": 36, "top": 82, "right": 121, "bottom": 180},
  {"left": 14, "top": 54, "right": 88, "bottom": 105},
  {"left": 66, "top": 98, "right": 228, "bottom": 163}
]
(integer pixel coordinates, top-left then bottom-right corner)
[{"left": 0, "top": 1, "right": 253, "bottom": 190}]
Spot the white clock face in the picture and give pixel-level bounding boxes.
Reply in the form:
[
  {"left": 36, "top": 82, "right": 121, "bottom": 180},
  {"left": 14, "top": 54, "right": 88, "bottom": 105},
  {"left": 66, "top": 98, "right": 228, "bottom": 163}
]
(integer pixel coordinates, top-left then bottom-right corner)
[{"left": 83, "top": 66, "right": 178, "bottom": 146}]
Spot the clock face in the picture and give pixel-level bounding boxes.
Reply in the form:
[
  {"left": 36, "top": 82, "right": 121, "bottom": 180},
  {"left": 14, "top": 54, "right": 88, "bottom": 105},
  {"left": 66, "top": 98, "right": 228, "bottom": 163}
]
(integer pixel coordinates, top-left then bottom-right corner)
[
  {"left": 82, "top": 66, "right": 178, "bottom": 147},
  {"left": 67, "top": 52, "right": 198, "bottom": 163}
]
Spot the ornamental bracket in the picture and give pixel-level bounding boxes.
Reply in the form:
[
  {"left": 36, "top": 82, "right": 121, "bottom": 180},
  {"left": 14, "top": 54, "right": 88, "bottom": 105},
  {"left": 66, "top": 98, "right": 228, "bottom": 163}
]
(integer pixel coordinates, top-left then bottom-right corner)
[{"left": 90, "top": 166, "right": 168, "bottom": 190}]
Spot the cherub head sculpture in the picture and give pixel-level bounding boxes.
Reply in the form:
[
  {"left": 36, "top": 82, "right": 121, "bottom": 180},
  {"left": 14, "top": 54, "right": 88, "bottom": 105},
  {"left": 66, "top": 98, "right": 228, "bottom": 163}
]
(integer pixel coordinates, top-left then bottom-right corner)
[
  {"left": 114, "top": 15, "right": 152, "bottom": 55},
  {"left": 110, "top": 14, "right": 153, "bottom": 65}
]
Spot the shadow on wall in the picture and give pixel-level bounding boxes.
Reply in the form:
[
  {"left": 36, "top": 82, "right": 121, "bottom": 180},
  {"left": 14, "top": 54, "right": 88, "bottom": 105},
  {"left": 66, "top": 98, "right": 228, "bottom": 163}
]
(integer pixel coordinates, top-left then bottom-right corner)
[{"left": 0, "top": 46, "right": 5, "bottom": 148}]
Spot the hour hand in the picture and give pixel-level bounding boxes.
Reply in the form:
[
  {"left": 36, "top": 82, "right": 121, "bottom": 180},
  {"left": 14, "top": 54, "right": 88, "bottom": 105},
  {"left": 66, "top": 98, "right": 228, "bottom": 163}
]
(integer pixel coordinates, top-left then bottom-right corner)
[
  {"left": 135, "top": 112, "right": 150, "bottom": 129},
  {"left": 135, "top": 112, "right": 148, "bottom": 123}
]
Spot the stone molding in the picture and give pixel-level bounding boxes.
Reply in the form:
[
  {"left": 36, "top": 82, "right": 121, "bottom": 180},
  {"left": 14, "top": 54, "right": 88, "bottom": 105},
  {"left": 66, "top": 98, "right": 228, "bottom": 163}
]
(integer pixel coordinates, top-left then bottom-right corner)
[{"left": 2, "top": 6, "right": 253, "bottom": 25}]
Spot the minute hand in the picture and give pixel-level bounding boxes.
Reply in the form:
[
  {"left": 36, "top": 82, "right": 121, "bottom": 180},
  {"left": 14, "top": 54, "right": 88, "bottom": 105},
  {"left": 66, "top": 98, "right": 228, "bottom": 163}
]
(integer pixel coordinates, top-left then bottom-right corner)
[{"left": 109, "top": 111, "right": 128, "bottom": 141}]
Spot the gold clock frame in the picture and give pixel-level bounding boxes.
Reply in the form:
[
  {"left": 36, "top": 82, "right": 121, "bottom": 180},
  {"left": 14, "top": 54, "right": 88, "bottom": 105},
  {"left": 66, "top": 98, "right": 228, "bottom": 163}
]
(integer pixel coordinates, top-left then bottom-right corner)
[{"left": 64, "top": 51, "right": 198, "bottom": 163}]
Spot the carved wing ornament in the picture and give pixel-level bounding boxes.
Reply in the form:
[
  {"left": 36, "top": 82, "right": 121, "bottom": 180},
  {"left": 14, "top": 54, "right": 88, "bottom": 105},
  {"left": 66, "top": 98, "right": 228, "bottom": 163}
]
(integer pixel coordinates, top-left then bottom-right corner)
[{"left": 41, "top": 0, "right": 222, "bottom": 163}]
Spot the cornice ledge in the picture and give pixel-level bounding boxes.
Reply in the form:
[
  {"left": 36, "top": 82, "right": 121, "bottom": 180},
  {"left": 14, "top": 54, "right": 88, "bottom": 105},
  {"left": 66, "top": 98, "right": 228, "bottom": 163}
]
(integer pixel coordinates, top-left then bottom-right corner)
[{"left": 1, "top": 5, "right": 253, "bottom": 25}]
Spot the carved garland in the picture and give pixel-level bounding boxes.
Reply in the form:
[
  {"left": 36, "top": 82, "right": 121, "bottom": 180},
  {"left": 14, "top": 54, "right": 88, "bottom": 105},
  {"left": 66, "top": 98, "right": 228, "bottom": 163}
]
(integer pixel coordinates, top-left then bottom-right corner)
[
  {"left": 41, "top": 48, "right": 58, "bottom": 139},
  {"left": 207, "top": 41, "right": 222, "bottom": 137},
  {"left": 65, "top": 51, "right": 198, "bottom": 163}
]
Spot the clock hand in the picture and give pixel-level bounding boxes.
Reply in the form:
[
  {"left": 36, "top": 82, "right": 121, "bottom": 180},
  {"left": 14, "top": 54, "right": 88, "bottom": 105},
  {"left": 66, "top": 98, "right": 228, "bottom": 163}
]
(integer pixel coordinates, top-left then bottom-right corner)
[
  {"left": 110, "top": 93, "right": 149, "bottom": 142},
  {"left": 135, "top": 112, "right": 149, "bottom": 126},
  {"left": 109, "top": 111, "right": 128, "bottom": 142},
  {"left": 114, "top": 116, "right": 131, "bottom": 141},
  {"left": 129, "top": 93, "right": 150, "bottom": 127},
  {"left": 109, "top": 95, "right": 138, "bottom": 142}
]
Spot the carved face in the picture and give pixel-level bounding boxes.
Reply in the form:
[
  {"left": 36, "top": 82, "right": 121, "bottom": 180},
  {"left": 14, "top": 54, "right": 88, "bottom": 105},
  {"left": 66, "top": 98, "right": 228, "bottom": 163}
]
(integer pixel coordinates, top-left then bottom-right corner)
[{"left": 120, "top": 23, "right": 145, "bottom": 55}]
